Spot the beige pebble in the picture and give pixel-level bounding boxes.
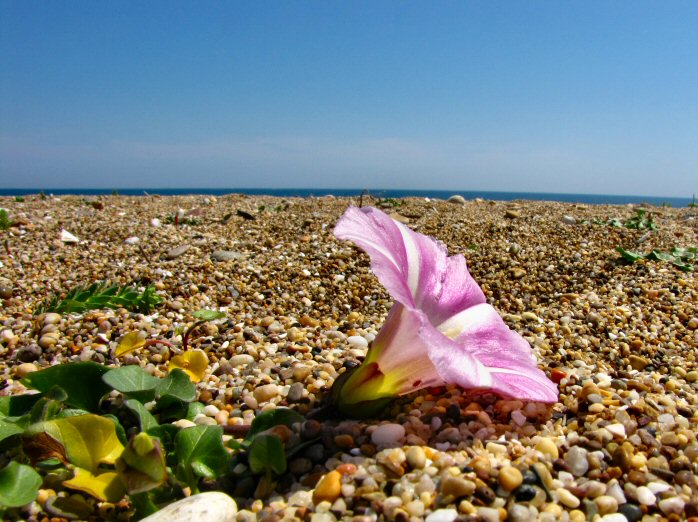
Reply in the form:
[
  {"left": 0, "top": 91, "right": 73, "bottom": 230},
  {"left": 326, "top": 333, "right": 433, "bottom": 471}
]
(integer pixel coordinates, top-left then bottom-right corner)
[
  {"left": 253, "top": 384, "right": 279, "bottom": 402},
  {"left": 15, "top": 362, "right": 39, "bottom": 378},
  {"left": 441, "top": 476, "right": 475, "bottom": 498},
  {"left": 535, "top": 437, "right": 559, "bottom": 459},
  {"left": 312, "top": 470, "right": 342, "bottom": 504},
  {"left": 557, "top": 488, "right": 580, "bottom": 508},
  {"left": 686, "top": 370, "right": 698, "bottom": 383},
  {"left": 595, "top": 495, "right": 618, "bottom": 515},
  {"left": 406, "top": 446, "right": 427, "bottom": 469},
  {"left": 498, "top": 466, "right": 523, "bottom": 491}
]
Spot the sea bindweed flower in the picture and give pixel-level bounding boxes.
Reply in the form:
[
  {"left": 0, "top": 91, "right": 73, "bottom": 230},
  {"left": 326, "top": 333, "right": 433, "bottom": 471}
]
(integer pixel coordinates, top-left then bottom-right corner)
[{"left": 332, "top": 206, "right": 558, "bottom": 417}]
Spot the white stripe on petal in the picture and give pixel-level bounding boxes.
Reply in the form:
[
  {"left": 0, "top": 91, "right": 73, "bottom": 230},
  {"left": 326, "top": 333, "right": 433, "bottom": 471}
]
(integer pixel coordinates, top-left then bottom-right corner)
[{"left": 397, "top": 223, "right": 420, "bottom": 297}]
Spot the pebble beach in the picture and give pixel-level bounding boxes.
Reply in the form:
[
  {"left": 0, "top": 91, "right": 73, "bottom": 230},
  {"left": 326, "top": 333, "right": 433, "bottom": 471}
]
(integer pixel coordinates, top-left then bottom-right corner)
[{"left": 1, "top": 193, "right": 697, "bottom": 522}]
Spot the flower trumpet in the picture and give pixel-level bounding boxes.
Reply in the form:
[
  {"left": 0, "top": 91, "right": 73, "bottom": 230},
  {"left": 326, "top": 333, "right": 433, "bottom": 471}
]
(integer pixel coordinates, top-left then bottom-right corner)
[{"left": 332, "top": 206, "right": 557, "bottom": 417}]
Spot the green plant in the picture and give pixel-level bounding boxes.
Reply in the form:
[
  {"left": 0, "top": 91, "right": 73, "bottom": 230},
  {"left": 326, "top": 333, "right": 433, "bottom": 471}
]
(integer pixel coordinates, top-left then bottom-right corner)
[
  {"left": 35, "top": 282, "right": 162, "bottom": 315},
  {"left": 623, "top": 209, "right": 657, "bottom": 230},
  {"left": 0, "top": 210, "right": 9, "bottom": 231},
  {"left": 0, "top": 360, "right": 308, "bottom": 519},
  {"left": 14, "top": 196, "right": 24, "bottom": 203},
  {"left": 689, "top": 194, "right": 697, "bottom": 208},
  {"left": 616, "top": 246, "right": 696, "bottom": 272},
  {"left": 164, "top": 213, "right": 200, "bottom": 226}
]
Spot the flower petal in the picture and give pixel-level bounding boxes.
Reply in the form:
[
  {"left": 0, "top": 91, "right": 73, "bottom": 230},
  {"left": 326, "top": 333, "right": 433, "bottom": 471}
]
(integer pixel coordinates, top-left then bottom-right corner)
[
  {"left": 334, "top": 206, "right": 486, "bottom": 323},
  {"left": 431, "top": 303, "right": 558, "bottom": 402}
]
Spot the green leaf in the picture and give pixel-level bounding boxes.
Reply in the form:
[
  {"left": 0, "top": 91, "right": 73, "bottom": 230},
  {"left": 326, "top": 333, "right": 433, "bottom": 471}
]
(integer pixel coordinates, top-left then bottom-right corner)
[
  {"left": 35, "top": 282, "right": 162, "bottom": 315},
  {"left": 186, "top": 402, "right": 205, "bottom": 421},
  {"left": 248, "top": 434, "right": 287, "bottom": 476},
  {"left": 0, "top": 418, "right": 24, "bottom": 444},
  {"left": 103, "top": 366, "right": 159, "bottom": 402},
  {"left": 0, "top": 394, "right": 43, "bottom": 417},
  {"left": 246, "top": 408, "right": 304, "bottom": 440},
  {"left": 174, "top": 425, "right": 229, "bottom": 489},
  {"left": 116, "top": 432, "right": 167, "bottom": 494},
  {"left": 155, "top": 368, "right": 196, "bottom": 404},
  {"left": 124, "top": 399, "right": 159, "bottom": 432},
  {"left": 616, "top": 247, "right": 644, "bottom": 264},
  {"left": 21, "top": 362, "right": 110, "bottom": 412},
  {"left": 192, "top": 309, "right": 227, "bottom": 321},
  {"left": 0, "top": 461, "right": 42, "bottom": 507}
]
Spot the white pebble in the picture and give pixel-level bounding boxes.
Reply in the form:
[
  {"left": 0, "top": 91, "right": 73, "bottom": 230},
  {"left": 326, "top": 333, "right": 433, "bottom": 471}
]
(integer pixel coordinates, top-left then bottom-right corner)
[
  {"left": 371, "top": 423, "right": 405, "bottom": 446},
  {"left": 658, "top": 496, "right": 685, "bottom": 515},
  {"left": 605, "top": 423, "right": 626, "bottom": 438},
  {"left": 556, "top": 488, "right": 580, "bottom": 508},
  {"left": 125, "top": 236, "right": 140, "bottom": 245},
  {"left": 635, "top": 486, "right": 656, "bottom": 506},
  {"left": 476, "top": 507, "right": 500, "bottom": 522},
  {"left": 425, "top": 508, "right": 458, "bottom": 522},
  {"left": 203, "top": 405, "right": 220, "bottom": 417},
  {"left": 511, "top": 409, "right": 527, "bottom": 426},
  {"left": 60, "top": 229, "right": 79, "bottom": 243},
  {"left": 647, "top": 481, "right": 671, "bottom": 494},
  {"left": 599, "top": 515, "right": 627, "bottom": 522},
  {"left": 346, "top": 335, "right": 368, "bottom": 348},
  {"left": 151, "top": 218, "right": 161, "bottom": 227},
  {"left": 140, "top": 492, "right": 236, "bottom": 522}
]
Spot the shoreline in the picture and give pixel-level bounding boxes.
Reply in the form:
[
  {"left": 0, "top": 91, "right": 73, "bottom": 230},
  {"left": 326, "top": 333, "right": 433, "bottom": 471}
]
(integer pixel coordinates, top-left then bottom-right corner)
[{"left": 1, "top": 194, "right": 697, "bottom": 520}]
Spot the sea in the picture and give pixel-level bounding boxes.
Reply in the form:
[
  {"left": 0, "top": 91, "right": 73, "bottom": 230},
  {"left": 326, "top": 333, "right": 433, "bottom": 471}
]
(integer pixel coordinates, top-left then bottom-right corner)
[{"left": 0, "top": 188, "right": 695, "bottom": 207}]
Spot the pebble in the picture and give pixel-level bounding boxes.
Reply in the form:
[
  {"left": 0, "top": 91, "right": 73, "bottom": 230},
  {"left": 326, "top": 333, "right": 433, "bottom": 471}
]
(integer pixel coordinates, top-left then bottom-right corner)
[
  {"left": 498, "top": 466, "right": 523, "bottom": 491},
  {"left": 253, "top": 384, "right": 279, "bottom": 402},
  {"left": 658, "top": 497, "right": 685, "bottom": 515},
  {"left": 346, "top": 335, "right": 368, "bottom": 348},
  {"left": 211, "top": 250, "right": 242, "bottom": 262},
  {"left": 139, "top": 492, "right": 237, "bottom": 522},
  {"left": 557, "top": 488, "right": 580, "bottom": 508},
  {"left": 60, "top": 229, "right": 79, "bottom": 243},
  {"left": 165, "top": 244, "right": 190, "bottom": 259},
  {"left": 635, "top": 486, "right": 656, "bottom": 506},
  {"left": 441, "top": 476, "right": 475, "bottom": 498},
  {"left": 562, "top": 215, "right": 577, "bottom": 224},
  {"left": 312, "top": 471, "right": 342, "bottom": 504},
  {"left": 617, "top": 503, "right": 643, "bottom": 522},
  {"left": 447, "top": 195, "right": 466, "bottom": 205},
  {"left": 124, "top": 236, "right": 140, "bottom": 245},
  {"left": 595, "top": 495, "right": 619, "bottom": 515},
  {"left": 405, "top": 446, "right": 426, "bottom": 469},
  {"left": 371, "top": 423, "right": 405, "bottom": 446},
  {"left": 229, "top": 354, "right": 255, "bottom": 366},
  {"left": 425, "top": 508, "right": 458, "bottom": 522},
  {"left": 535, "top": 437, "right": 559, "bottom": 459},
  {"left": 14, "top": 362, "right": 39, "bottom": 378},
  {"left": 565, "top": 446, "right": 589, "bottom": 476},
  {"left": 287, "top": 382, "right": 304, "bottom": 402}
]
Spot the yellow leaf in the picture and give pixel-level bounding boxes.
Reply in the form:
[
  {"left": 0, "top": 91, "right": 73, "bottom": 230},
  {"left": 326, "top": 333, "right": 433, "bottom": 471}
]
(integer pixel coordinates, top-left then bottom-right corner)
[
  {"left": 64, "top": 468, "right": 126, "bottom": 502},
  {"left": 30, "top": 414, "right": 125, "bottom": 471},
  {"left": 114, "top": 331, "right": 146, "bottom": 357},
  {"left": 168, "top": 349, "right": 209, "bottom": 383}
]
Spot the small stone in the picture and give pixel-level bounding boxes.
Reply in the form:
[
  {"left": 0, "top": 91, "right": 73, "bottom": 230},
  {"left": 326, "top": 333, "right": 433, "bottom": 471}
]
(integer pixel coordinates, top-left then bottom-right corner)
[
  {"left": 499, "top": 466, "right": 523, "bottom": 491},
  {"left": 535, "top": 438, "right": 559, "bottom": 459},
  {"left": 312, "top": 470, "right": 342, "bottom": 504},
  {"left": 628, "top": 355, "right": 649, "bottom": 370},
  {"left": 15, "top": 362, "right": 39, "bottom": 378},
  {"left": 346, "top": 335, "right": 368, "bottom": 348},
  {"left": 253, "top": 384, "right": 279, "bottom": 402},
  {"left": 211, "top": 250, "right": 242, "bottom": 262},
  {"left": 140, "top": 492, "right": 236, "bottom": 522},
  {"left": 425, "top": 508, "right": 458, "bottom": 522},
  {"left": 405, "top": 446, "right": 426, "bottom": 469},
  {"left": 60, "top": 229, "right": 79, "bottom": 243},
  {"left": 287, "top": 382, "right": 304, "bottom": 402},
  {"left": 289, "top": 457, "right": 312, "bottom": 475},
  {"left": 562, "top": 215, "right": 577, "bottom": 225},
  {"left": 595, "top": 495, "right": 619, "bottom": 515},
  {"left": 514, "top": 484, "right": 537, "bottom": 502},
  {"left": 447, "top": 195, "right": 466, "bottom": 205},
  {"left": 617, "top": 503, "right": 642, "bottom": 522},
  {"left": 165, "top": 244, "right": 190, "bottom": 259},
  {"left": 658, "top": 496, "right": 685, "bottom": 515},
  {"left": 505, "top": 209, "right": 521, "bottom": 219},
  {"left": 0, "top": 285, "right": 13, "bottom": 299},
  {"left": 511, "top": 268, "right": 526, "bottom": 279},
  {"left": 441, "top": 476, "right": 475, "bottom": 498},
  {"left": 507, "top": 504, "right": 535, "bottom": 522},
  {"left": 521, "top": 311, "right": 539, "bottom": 322},
  {"left": 38, "top": 333, "right": 60, "bottom": 349},
  {"left": 564, "top": 446, "right": 589, "bottom": 476},
  {"left": 371, "top": 423, "right": 405, "bottom": 446},
  {"left": 229, "top": 354, "right": 255, "bottom": 366},
  {"left": 687, "top": 317, "right": 698, "bottom": 330},
  {"left": 686, "top": 370, "right": 698, "bottom": 383},
  {"left": 557, "top": 488, "right": 580, "bottom": 508},
  {"left": 124, "top": 236, "right": 140, "bottom": 245},
  {"left": 635, "top": 486, "right": 656, "bottom": 506},
  {"left": 605, "top": 423, "right": 626, "bottom": 439},
  {"left": 43, "top": 313, "right": 62, "bottom": 325}
]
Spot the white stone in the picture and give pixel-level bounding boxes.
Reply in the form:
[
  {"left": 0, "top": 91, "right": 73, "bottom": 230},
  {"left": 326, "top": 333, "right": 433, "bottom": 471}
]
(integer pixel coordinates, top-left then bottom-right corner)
[
  {"left": 635, "top": 486, "right": 656, "bottom": 506},
  {"left": 151, "top": 218, "right": 161, "bottom": 227},
  {"left": 140, "top": 492, "right": 236, "bottom": 522},
  {"left": 60, "top": 229, "right": 79, "bottom": 243},
  {"left": 647, "top": 481, "right": 671, "bottom": 494},
  {"left": 599, "top": 515, "right": 627, "bottom": 522},
  {"left": 425, "top": 508, "right": 458, "bottom": 522},
  {"left": 125, "top": 236, "right": 140, "bottom": 245},
  {"left": 476, "top": 507, "right": 500, "bottom": 522},
  {"left": 658, "top": 496, "right": 685, "bottom": 515},
  {"left": 346, "top": 335, "right": 368, "bottom": 348},
  {"left": 605, "top": 423, "right": 626, "bottom": 438},
  {"left": 371, "top": 423, "right": 405, "bottom": 446},
  {"left": 562, "top": 215, "right": 577, "bottom": 225}
]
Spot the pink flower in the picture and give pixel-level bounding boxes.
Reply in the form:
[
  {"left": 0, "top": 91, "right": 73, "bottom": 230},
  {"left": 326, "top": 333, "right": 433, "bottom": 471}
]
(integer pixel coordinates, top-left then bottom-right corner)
[{"left": 332, "top": 206, "right": 557, "bottom": 416}]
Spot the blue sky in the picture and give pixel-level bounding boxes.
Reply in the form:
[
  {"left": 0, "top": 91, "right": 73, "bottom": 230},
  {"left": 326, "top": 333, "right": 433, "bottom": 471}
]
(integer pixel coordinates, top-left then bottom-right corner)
[{"left": 1, "top": 2, "right": 697, "bottom": 196}]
